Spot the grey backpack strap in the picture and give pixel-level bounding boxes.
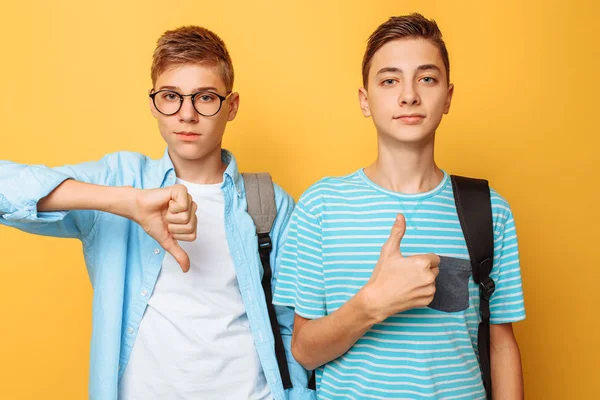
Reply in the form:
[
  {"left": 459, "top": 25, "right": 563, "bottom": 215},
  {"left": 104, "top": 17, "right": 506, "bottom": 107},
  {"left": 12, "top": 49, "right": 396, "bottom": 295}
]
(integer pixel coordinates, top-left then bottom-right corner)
[
  {"left": 241, "top": 172, "right": 293, "bottom": 389},
  {"left": 242, "top": 173, "right": 277, "bottom": 235}
]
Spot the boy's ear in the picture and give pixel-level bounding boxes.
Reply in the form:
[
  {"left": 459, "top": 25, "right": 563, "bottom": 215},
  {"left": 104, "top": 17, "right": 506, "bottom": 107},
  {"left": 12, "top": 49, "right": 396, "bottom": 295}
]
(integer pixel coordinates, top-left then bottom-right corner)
[
  {"left": 149, "top": 91, "right": 160, "bottom": 119},
  {"left": 227, "top": 92, "right": 240, "bottom": 122},
  {"left": 443, "top": 83, "right": 454, "bottom": 114},
  {"left": 359, "top": 87, "right": 371, "bottom": 117}
]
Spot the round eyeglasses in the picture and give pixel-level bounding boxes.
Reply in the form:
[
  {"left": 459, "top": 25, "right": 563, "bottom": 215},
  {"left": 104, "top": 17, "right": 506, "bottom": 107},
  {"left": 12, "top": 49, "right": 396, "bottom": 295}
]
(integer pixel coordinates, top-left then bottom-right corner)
[{"left": 149, "top": 90, "right": 233, "bottom": 117}]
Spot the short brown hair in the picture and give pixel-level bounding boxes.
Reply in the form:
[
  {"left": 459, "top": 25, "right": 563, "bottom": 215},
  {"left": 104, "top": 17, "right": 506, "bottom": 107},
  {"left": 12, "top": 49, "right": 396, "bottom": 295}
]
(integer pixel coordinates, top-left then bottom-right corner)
[
  {"left": 362, "top": 14, "right": 450, "bottom": 88},
  {"left": 151, "top": 26, "right": 234, "bottom": 92}
]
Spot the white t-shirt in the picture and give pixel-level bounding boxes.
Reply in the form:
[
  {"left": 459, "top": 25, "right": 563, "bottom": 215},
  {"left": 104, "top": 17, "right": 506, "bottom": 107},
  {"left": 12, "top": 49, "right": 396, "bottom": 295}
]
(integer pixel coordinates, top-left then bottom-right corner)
[{"left": 119, "top": 179, "right": 271, "bottom": 400}]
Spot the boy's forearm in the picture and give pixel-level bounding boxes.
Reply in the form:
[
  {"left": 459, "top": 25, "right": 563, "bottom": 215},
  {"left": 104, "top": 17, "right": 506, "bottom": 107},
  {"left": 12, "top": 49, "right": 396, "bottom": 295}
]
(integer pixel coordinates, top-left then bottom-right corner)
[
  {"left": 491, "top": 324, "right": 524, "bottom": 399},
  {"left": 292, "top": 287, "right": 381, "bottom": 370},
  {"left": 38, "top": 179, "right": 138, "bottom": 220}
]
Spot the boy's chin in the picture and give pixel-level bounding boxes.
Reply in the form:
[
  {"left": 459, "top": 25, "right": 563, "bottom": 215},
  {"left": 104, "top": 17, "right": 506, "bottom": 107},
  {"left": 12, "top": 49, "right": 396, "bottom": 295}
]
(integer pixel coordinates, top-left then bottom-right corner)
[
  {"left": 380, "top": 129, "right": 435, "bottom": 145},
  {"left": 169, "top": 144, "right": 222, "bottom": 162}
]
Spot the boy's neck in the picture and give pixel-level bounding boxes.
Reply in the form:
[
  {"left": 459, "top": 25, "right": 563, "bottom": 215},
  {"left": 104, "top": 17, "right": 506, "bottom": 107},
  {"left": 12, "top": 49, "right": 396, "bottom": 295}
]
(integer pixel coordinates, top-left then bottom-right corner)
[
  {"left": 364, "top": 135, "right": 443, "bottom": 194},
  {"left": 168, "top": 147, "right": 227, "bottom": 184}
]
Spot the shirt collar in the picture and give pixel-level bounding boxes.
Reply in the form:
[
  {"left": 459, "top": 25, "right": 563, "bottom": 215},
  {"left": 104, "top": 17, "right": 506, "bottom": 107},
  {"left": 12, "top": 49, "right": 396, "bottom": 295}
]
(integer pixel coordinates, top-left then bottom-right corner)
[{"left": 153, "top": 148, "right": 242, "bottom": 196}]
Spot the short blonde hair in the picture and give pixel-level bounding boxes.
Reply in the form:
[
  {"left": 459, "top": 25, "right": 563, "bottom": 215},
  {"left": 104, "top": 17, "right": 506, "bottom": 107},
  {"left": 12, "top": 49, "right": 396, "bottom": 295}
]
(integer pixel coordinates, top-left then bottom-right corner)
[{"left": 151, "top": 26, "right": 234, "bottom": 92}]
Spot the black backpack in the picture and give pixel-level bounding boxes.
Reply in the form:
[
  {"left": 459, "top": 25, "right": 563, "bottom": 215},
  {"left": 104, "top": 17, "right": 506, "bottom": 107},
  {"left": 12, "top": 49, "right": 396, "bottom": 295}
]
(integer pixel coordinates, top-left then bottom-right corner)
[{"left": 243, "top": 173, "right": 496, "bottom": 399}]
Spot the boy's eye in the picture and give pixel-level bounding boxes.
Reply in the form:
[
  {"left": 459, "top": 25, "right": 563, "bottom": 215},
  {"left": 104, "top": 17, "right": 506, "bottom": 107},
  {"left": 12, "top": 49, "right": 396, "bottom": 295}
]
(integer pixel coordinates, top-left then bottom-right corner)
[
  {"left": 420, "top": 76, "right": 436, "bottom": 84},
  {"left": 162, "top": 92, "right": 180, "bottom": 101},
  {"left": 382, "top": 79, "right": 397, "bottom": 86},
  {"left": 197, "top": 94, "right": 217, "bottom": 102}
]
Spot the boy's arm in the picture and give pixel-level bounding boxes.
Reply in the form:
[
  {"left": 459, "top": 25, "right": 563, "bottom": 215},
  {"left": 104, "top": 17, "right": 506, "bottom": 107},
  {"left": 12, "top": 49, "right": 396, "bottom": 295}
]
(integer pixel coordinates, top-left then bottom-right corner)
[
  {"left": 38, "top": 178, "right": 137, "bottom": 217},
  {"left": 37, "top": 179, "right": 194, "bottom": 270},
  {"left": 0, "top": 157, "right": 115, "bottom": 239},
  {"left": 0, "top": 157, "right": 196, "bottom": 271},
  {"left": 490, "top": 323, "right": 524, "bottom": 399},
  {"left": 291, "top": 292, "right": 379, "bottom": 370},
  {"left": 291, "top": 215, "right": 439, "bottom": 370}
]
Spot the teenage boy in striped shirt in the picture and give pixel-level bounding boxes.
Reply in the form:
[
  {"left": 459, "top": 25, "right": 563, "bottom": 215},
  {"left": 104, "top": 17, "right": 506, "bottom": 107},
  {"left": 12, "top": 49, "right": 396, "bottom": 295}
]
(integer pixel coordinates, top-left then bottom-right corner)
[{"left": 273, "top": 14, "right": 525, "bottom": 399}]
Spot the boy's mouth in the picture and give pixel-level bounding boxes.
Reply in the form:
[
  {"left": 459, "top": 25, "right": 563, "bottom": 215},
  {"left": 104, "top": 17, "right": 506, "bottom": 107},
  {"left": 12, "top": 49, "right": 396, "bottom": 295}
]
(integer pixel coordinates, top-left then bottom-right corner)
[
  {"left": 394, "top": 114, "right": 425, "bottom": 124},
  {"left": 175, "top": 131, "right": 200, "bottom": 136},
  {"left": 174, "top": 131, "right": 201, "bottom": 141}
]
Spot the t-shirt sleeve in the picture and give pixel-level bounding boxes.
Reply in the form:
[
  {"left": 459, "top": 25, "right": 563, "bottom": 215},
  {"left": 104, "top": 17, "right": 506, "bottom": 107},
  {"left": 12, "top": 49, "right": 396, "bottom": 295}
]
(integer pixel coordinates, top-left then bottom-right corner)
[
  {"left": 273, "top": 193, "right": 326, "bottom": 319},
  {"left": 489, "top": 191, "right": 526, "bottom": 324}
]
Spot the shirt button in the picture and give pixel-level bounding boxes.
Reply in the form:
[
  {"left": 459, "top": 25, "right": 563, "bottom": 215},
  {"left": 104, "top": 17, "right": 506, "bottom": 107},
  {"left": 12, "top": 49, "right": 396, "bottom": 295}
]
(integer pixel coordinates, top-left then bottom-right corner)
[
  {"left": 154, "top": 248, "right": 160, "bottom": 255},
  {"left": 127, "top": 327, "right": 134, "bottom": 334},
  {"left": 141, "top": 290, "right": 148, "bottom": 297}
]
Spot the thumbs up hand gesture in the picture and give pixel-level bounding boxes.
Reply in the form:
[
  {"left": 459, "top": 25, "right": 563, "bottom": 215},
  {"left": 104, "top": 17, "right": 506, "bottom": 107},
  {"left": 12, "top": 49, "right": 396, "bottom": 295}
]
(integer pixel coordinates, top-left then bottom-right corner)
[{"left": 364, "top": 213, "right": 440, "bottom": 321}]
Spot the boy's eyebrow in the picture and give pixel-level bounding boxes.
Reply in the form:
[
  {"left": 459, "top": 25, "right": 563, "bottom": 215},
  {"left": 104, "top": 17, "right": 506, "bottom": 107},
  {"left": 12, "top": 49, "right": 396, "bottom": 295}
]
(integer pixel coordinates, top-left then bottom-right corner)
[
  {"left": 157, "top": 85, "right": 222, "bottom": 93},
  {"left": 376, "top": 67, "right": 402, "bottom": 75},
  {"left": 376, "top": 64, "right": 441, "bottom": 75},
  {"left": 157, "top": 85, "right": 180, "bottom": 91},
  {"left": 192, "top": 86, "right": 221, "bottom": 93},
  {"left": 417, "top": 64, "right": 441, "bottom": 73}
]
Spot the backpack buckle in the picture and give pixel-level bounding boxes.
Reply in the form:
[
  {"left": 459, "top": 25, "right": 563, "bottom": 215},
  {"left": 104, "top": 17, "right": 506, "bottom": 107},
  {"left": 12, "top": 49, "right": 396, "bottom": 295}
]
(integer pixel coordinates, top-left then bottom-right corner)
[
  {"left": 257, "top": 233, "right": 272, "bottom": 252},
  {"left": 480, "top": 277, "right": 496, "bottom": 300},
  {"left": 478, "top": 258, "right": 495, "bottom": 300}
]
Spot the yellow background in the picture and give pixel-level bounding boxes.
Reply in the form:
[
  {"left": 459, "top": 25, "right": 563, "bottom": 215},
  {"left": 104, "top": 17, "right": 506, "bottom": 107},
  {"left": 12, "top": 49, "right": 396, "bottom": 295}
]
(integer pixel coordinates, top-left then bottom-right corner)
[{"left": 1, "top": 0, "right": 598, "bottom": 398}]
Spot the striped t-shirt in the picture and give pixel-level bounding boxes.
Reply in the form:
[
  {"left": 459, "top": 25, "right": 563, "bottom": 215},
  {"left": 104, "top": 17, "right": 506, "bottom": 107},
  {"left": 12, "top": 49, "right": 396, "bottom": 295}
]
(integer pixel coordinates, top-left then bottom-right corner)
[{"left": 273, "top": 169, "right": 525, "bottom": 399}]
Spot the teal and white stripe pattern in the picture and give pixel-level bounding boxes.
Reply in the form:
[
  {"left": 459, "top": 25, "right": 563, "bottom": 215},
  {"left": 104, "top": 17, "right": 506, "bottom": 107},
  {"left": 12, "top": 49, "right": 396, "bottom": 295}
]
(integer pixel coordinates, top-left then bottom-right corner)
[{"left": 273, "top": 170, "right": 525, "bottom": 399}]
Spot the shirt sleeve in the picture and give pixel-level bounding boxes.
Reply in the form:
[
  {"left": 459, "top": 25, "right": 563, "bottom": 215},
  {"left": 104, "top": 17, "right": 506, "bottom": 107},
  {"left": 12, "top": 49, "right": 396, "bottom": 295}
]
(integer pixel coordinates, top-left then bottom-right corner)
[
  {"left": 273, "top": 191, "right": 326, "bottom": 320},
  {"left": 0, "top": 155, "right": 116, "bottom": 240},
  {"left": 489, "top": 190, "right": 526, "bottom": 324}
]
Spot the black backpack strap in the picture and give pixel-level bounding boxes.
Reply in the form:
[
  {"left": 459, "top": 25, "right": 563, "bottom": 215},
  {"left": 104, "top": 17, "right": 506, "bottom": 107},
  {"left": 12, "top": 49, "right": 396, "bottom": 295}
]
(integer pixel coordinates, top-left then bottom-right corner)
[
  {"left": 308, "top": 370, "right": 316, "bottom": 390},
  {"left": 451, "top": 175, "right": 495, "bottom": 400},
  {"left": 242, "top": 173, "right": 293, "bottom": 390}
]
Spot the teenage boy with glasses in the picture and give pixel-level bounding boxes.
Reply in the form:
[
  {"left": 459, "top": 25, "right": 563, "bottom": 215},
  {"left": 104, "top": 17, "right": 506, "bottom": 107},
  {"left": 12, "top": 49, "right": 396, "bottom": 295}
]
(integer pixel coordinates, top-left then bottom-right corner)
[{"left": 0, "top": 26, "right": 314, "bottom": 400}]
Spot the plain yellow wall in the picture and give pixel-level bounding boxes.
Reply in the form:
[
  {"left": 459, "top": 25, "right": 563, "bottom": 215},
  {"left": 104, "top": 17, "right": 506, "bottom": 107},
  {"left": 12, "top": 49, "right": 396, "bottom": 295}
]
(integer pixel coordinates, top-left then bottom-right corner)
[{"left": 1, "top": 0, "right": 598, "bottom": 398}]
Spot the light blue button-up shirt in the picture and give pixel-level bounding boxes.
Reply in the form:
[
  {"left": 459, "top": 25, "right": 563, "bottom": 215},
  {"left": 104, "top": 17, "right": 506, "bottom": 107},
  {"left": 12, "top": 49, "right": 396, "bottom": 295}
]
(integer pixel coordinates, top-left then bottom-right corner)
[{"left": 0, "top": 149, "right": 314, "bottom": 400}]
